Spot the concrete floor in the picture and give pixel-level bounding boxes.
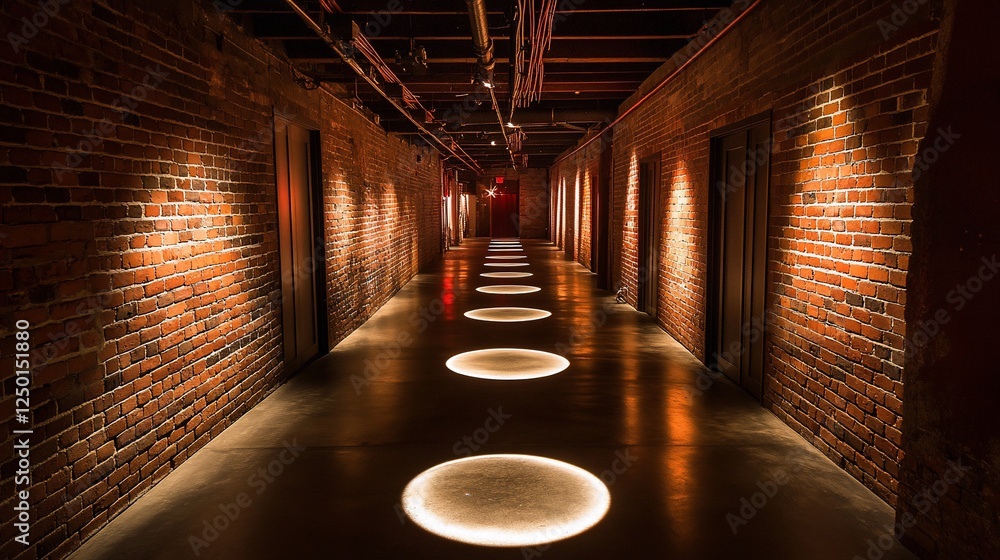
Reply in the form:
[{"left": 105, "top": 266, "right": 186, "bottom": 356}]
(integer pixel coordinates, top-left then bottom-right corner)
[{"left": 70, "top": 239, "right": 917, "bottom": 560}]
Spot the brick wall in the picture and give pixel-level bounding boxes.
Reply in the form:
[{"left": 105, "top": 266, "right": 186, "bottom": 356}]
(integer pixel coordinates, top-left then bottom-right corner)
[
  {"left": 551, "top": 0, "right": 941, "bottom": 506},
  {"left": 0, "top": 0, "right": 441, "bottom": 558},
  {"left": 897, "top": 1, "right": 1000, "bottom": 558},
  {"left": 550, "top": 134, "right": 611, "bottom": 270}
]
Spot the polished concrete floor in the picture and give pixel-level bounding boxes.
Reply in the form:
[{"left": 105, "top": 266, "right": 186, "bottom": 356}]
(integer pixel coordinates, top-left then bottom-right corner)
[{"left": 70, "top": 239, "right": 916, "bottom": 560}]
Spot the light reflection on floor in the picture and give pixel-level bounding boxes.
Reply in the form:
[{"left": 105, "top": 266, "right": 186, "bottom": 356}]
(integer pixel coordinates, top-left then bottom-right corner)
[
  {"left": 484, "top": 263, "right": 530, "bottom": 268},
  {"left": 481, "top": 272, "right": 533, "bottom": 278},
  {"left": 401, "top": 454, "right": 610, "bottom": 547},
  {"left": 464, "top": 307, "right": 552, "bottom": 322},
  {"left": 445, "top": 348, "right": 569, "bottom": 380},
  {"left": 475, "top": 285, "right": 541, "bottom": 295}
]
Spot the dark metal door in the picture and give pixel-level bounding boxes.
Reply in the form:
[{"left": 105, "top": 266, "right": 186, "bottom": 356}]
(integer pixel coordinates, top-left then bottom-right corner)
[
  {"left": 709, "top": 119, "right": 770, "bottom": 400},
  {"left": 637, "top": 156, "right": 660, "bottom": 316}
]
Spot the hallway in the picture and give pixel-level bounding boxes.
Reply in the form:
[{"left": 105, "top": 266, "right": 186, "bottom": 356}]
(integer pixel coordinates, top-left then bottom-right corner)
[{"left": 69, "top": 240, "right": 914, "bottom": 560}]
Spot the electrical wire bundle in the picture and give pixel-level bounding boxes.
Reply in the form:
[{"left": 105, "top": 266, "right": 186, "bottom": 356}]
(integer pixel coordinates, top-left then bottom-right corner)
[{"left": 512, "top": 0, "right": 558, "bottom": 111}]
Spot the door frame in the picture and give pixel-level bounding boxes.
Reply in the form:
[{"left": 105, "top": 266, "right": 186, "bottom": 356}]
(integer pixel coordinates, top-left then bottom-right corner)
[
  {"left": 273, "top": 112, "right": 328, "bottom": 373},
  {"left": 706, "top": 112, "right": 772, "bottom": 400},
  {"left": 637, "top": 153, "right": 661, "bottom": 316},
  {"left": 594, "top": 143, "right": 613, "bottom": 290}
]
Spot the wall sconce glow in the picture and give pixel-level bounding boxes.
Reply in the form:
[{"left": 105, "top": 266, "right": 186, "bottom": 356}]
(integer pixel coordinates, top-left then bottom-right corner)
[
  {"left": 401, "top": 454, "right": 610, "bottom": 547},
  {"left": 445, "top": 348, "right": 569, "bottom": 380},
  {"left": 485, "top": 263, "right": 530, "bottom": 268},
  {"left": 464, "top": 307, "right": 551, "bottom": 323},
  {"left": 486, "top": 255, "right": 528, "bottom": 260},
  {"left": 481, "top": 272, "right": 533, "bottom": 278},
  {"left": 476, "top": 285, "right": 541, "bottom": 295}
]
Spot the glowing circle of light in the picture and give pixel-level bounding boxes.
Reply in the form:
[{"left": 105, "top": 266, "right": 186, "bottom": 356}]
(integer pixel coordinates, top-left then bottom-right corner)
[
  {"left": 488, "top": 248, "right": 523, "bottom": 252},
  {"left": 481, "top": 272, "right": 533, "bottom": 278},
  {"left": 486, "top": 255, "right": 527, "bottom": 260},
  {"left": 445, "top": 348, "right": 569, "bottom": 380},
  {"left": 484, "top": 262, "right": 530, "bottom": 268},
  {"left": 401, "top": 454, "right": 610, "bottom": 547},
  {"left": 476, "top": 285, "right": 541, "bottom": 295},
  {"left": 464, "top": 307, "right": 551, "bottom": 323}
]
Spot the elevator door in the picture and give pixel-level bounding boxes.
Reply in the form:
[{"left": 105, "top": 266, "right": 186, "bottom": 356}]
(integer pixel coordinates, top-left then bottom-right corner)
[
  {"left": 275, "top": 119, "right": 320, "bottom": 372},
  {"left": 709, "top": 119, "right": 770, "bottom": 400},
  {"left": 637, "top": 156, "right": 660, "bottom": 316}
]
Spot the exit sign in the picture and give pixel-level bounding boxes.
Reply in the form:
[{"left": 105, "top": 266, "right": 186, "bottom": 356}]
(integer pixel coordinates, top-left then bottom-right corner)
[{"left": 495, "top": 177, "right": 504, "bottom": 184}]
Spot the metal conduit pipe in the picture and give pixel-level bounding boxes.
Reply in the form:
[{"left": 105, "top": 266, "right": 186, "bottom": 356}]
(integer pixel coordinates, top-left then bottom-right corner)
[
  {"left": 465, "top": 0, "right": 496, "bottom": 81},
  {"left": 466, "top": 0, "right": 514, "bottom": 166}
]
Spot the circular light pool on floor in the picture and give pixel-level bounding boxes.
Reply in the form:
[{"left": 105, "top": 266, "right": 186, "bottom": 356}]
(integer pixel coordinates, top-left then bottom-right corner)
[
  {"left": 488, "top": 248, "right": 523, "bottom": 252},
  {"left": 401, "top": 454, "right": 610, "bottom": 547},
  {"left": 445, "top": 348, "right": 569, "bottom": 380},
  {"left": 484, "top": 263, "right": 530, "bottom": 268},
  {"left": 481, "top": 272, "right": 533, "bottom": 278},
  {"left": 464, "top": 307, "right": 551, "bottom": 322},
  {"left": 486, "top": 255, "right": 528, "bottom": 260},
  {"left": 476, "top": 285, "right": 541, "bottom": 295}
]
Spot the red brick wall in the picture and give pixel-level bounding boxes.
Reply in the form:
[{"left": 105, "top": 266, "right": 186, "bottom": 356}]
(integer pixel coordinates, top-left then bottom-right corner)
[
  {"left": 0, "top": 0, "right": 441, "bottom": 558},
  {"left": 551, "top": 0, "right": 941, "bottom": 506},
  {"left": 898, "top": 2, "right": 1000, "bottom": 558},
  {"left": 551, "top": 135, "right": 611, "bottom": 270}
]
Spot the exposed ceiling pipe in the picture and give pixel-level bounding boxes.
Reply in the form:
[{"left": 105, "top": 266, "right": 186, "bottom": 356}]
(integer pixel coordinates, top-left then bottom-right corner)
[
  {"left": 465, "top": 0, "right": 515, "bottom": 167},
  {"left": 282, "top": 0, "right": 482, "bottom": 173},
  {"left": 460, "top": 108, "right": 615, "bottom": 126},
  {"left": 465, "top": 0, "right": 496, "bottom": 83}
]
